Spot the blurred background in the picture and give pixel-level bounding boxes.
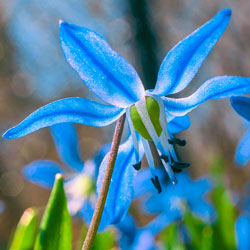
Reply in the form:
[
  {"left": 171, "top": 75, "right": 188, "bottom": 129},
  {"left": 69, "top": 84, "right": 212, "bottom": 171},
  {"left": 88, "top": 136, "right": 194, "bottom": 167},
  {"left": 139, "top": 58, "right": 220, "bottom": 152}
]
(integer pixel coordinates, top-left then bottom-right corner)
[{"left": 0, "top": 0, "right": 250, "bottom": 248}]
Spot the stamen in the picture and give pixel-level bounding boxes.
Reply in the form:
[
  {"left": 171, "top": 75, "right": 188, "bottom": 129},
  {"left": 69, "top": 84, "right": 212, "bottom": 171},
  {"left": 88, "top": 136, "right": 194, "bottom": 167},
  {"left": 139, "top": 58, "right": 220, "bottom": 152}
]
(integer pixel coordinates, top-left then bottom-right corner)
[
  {"left": 168, "top": 138, "right": 186, "bottom": 146},
  {"left": 150, "top": 176, "right": 162, "bottom": 194},
  {"left": 133, "top": 161, "right": 141, "bottom": 170},
  {"left": 171, "top": 167, "right": 182, "bottom": 173},
  {"left": 161, "top": 158, "right": 178, "bottom": 185},
  {"left": 126, "top": 108, "right": 140, "bottom": 163},
  {"left": 171, "top": 162, "right": 190, "bottom": 169},
  {"left": 141, "top": 137, "right": 157, "bottom": 176},
  {"left": 160, "top": 154, "right": 169, "bottom": 163}
]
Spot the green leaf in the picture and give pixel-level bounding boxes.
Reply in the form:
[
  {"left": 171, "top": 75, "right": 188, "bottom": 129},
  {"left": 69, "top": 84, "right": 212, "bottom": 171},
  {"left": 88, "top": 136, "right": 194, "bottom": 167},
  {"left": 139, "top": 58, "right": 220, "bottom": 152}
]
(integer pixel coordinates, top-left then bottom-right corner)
[
  {"left": 160, "top": 222, "right": 186, "bottom": 250},
  {"left": 92, "top": 229, "right": 116, "bottom": 250},
  {"left": 210, "top": 157, "right": 237, "bottom": 250},
  {"left": 75, "top": 226, "right": 115, "bottom": 250},
  {"left": 9, "top": 207, "right": 38, "bottom": 250},
  {"left": 34, "top": 174, "right": 72, "bottom": 250},
  {"left": 184, "top": 209, "right": 213, "bottom": 250}
]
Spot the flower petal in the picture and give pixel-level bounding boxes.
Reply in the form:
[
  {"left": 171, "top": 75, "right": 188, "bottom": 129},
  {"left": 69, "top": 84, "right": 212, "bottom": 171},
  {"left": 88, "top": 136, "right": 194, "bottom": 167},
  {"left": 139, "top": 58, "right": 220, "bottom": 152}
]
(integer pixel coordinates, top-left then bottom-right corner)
[
  {"left": 83, "top": 143, "right": 111, "bottom": 179},
  {"left": 3, "top": 97, "right": 124, "bottom": 139},
  {"left": 143, "top": 213, "right": 181, "bottom": 236},
  {"left": 133, "top": 230, "right": 156, "bottom": 250},
  {"left": 235, "top": 128, "right": 250, "bottom": 166},
  {"left": 235, "top": 216, "right": 250, "bottom": 250},
  {"left": 79, "top": 200, "right": 95, "bottom": 225},
  {"left": 50, "top": 123, "right": 84, "bottom": 172},
  {"left": 134, "top": 168, "right": 166, "bottom": 199},
  {"left": 231, "top": 96, "right": 250, "bottom": 122},
  {"left": 191, "top": 199, "right": 216, "bottom": 223},
  {"left": 117, "top": 214, "right": 137, "bottom": 249},
  {"left": 168, "top": 115, "right": 191, "bottom": 134},
  {"left": 152, "top": 9, "right": 231, "bottom": 96},
  {"left": 23, "top": 160, "right": 64, "bottom": 188},
  {"left": 60, "top": 21, "right": 145, "bottom": 108},
  {"left": 163, "top": 76, "right": 250, "bottom": 116},
  {"left": 96, "top": 136, "right": 137, "bottom": 230}
]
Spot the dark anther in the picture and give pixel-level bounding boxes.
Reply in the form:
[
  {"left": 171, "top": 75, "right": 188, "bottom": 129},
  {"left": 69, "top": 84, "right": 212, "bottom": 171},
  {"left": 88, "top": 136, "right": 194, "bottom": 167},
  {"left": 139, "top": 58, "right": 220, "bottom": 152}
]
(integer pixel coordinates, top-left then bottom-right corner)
[
  {"left": 133, "top": 161, "right": 141, "bottom": 170},
  {"left": 171, "top": 167, "right": 182, "bottom": 173},
  {"left": 170, "top": 161, "right": 190, "bottom": 173},
  {"left": 168, "top": 138, "right": 186, "bottom": 146},
  {"left": 171, "top": 162, "right": 190, "bottom": 169},
  {"left": 150, "top": 176, "right": 162, "bottom": 194},
  {"left": 160, "top": 154, "right": 169, "bottom": 163}
]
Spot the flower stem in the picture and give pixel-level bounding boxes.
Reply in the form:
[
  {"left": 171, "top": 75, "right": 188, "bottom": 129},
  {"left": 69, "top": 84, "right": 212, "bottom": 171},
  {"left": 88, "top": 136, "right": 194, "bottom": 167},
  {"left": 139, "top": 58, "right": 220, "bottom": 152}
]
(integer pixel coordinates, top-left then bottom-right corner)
[{"left": 81, "top": 113, "right": 126, "bottom": 250}]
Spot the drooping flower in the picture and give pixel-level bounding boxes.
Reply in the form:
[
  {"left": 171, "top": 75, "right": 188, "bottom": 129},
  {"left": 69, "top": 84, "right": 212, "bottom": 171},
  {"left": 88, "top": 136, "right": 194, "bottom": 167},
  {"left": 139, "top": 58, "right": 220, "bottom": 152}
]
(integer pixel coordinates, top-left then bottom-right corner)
[
  {"left": 23, "top": 122, "right": 139, "bottom": 229},
  {"left": 231, "top": 96, "right": 250, "bottom": 166},
  {"left": 4, "top": 9, "right": 250, "bottom": 193},
  {"left": 23, "top": 122, "right": 109, "bottom": 223},
  {"left": 136, "top": 170, "right": 215, "bottom": 235}
]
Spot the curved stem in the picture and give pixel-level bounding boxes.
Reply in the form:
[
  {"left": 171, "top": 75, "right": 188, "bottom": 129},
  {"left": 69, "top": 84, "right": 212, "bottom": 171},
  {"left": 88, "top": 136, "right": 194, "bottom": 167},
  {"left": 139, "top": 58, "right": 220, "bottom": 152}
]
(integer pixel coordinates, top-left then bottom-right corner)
[{"left": 82, "top": 114, "right": 126, "bottom": 250}]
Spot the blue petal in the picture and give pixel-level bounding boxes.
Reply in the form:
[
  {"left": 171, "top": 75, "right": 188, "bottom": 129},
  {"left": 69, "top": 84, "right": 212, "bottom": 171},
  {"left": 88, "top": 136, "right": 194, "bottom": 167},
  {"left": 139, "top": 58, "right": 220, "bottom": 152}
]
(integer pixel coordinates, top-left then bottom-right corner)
[
  {"left": 50, "top": 123, "right": 84, "bottom": 172},
  {"left": 152, "top": 9, "right": 231, "bottom": 96},
  {"left": 96, "top": 136, "right": 137, "bottom": 230},
  {"left": 163, "top": 76, "right": 250, "bottom": 116},
  {"left": 23, "top": 160, "right": 63, "bottom": 188},
  {"left": 168, "top": 115, "right": 191, "bottom": 134},
  {"left": 79, "top": 200, "right": 95, "bottom": 225},
  {"left": 231, "top": 96, "right": 250, "bottom": 122},
  {"left": 134, "top": 168, "right": 166, "bottom": 199},
  {"left": 82, "top": 143, "right": 111, "bottom": 180},
  {"left": 3, "top": 97, "right": 124, "bottom": 139},
  {"left": 235, "top": 129, "right": 250, "bottom": 166},
  {"left": 133, "top": 230, "right": 156, "bottom": 250},
  {"left": 117, "top": 214, "right": 137, "bottom": 249},
  {"left": 60, "top": 21, "right": 145, "bottom": 108},
  {"left": 235, "top": 216, "right": 250, "bottom": 250},
  {"left": 143, "top": 213, "right": 181, "bottom": 236},
  {"left": 191, "top": 199, "right": 216, "bottom": 223}
]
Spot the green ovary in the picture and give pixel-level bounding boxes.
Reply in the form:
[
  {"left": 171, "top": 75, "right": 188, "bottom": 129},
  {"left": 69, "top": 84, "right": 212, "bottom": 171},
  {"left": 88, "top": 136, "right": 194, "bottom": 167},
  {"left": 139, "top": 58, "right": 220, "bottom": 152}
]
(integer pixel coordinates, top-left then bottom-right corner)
[{"left": 130, "top": 96, "right": 162, "bottom": 141}]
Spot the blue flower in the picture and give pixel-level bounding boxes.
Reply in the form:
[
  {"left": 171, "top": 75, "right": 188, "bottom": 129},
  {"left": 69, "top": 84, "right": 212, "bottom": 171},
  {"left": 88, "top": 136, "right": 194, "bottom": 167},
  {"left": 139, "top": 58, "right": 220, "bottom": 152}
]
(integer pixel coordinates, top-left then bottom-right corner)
[
  {"left": 235, "top": 215, "right": 250, "bottom": 250},
  {"left": 23, "top": 122, "right": 109, "bottom": 223},
  {"left": 4, "top": 9, "right": 250, "bottom": 191},
  {"left": 231, "top": 96, "right": 250, "bottom": 166},
  {"left": 137, "top": 170, "right": 215, "bottom": 235},
  {"left": 117, "top": 214, "right": 157, "bottom": 250}
]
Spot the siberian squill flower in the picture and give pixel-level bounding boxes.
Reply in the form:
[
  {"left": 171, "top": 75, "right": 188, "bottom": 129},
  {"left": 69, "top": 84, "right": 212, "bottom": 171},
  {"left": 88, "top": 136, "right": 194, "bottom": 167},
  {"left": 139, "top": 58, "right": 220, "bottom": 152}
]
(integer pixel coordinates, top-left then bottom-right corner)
[
  {"left": 136, "top": 170, "right": 215, "bottom": 235},
  {"left": 231, "top": 96, "right": 250, "bottom": 166},
  {"left": 23, "top": 122, "right": 109, "bottom": 223},
  {"left": 4, "top": 9, "right": 250, "bottom": 193}
]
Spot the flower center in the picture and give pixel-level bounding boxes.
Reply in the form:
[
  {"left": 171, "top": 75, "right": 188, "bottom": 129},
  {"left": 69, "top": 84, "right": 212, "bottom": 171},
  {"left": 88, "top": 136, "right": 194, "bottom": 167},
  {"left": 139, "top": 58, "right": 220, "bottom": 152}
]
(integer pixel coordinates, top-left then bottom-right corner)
[{"left": 130, "top": 96, "right": 162, "bottom": 140}]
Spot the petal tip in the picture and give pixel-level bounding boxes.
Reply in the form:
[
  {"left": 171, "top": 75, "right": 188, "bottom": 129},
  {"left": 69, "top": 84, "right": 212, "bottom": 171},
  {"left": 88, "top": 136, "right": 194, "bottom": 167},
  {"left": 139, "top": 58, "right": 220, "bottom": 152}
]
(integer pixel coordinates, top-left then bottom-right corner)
[
  {"left": 2, "top": 129, "right": 11, "bottom": 139},
  {"left": 59, "top": 20, "right": 64, "bottom": 26},
  {"left": 220, "top": 8, "right": 232, "bottom": 17}
]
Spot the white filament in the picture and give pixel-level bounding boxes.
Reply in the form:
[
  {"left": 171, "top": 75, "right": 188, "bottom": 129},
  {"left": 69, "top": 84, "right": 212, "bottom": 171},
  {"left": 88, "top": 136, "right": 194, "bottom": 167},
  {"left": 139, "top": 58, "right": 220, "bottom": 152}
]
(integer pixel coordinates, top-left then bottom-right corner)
[
  {"left": 141, "top": 137, "right": 156, "bottom": 177},
  {"left": 126, "top": 108, "right": 140, "bottom": 163}
]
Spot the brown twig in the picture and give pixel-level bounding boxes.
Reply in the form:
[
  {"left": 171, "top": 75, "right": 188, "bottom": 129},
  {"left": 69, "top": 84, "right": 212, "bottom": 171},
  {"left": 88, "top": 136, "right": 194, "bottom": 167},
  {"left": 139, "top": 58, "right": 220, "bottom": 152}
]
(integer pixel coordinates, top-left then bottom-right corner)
[{"left": 81, "top": 113, "right": 126, "bottom": 250}]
